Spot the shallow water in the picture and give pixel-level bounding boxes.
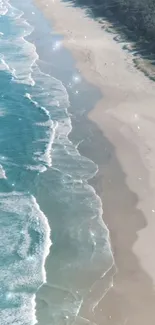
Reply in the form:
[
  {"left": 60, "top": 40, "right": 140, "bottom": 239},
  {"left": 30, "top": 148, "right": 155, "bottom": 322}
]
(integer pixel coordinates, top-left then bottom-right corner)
[{"left": 0, "top": 1, "right": 113, "bottom": 324}]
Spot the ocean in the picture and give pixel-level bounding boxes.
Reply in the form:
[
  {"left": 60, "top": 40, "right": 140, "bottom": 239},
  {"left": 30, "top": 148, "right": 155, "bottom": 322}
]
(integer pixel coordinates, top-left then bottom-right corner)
[{"left": 0, "top": 0, "right": 114, "bottom": 324}]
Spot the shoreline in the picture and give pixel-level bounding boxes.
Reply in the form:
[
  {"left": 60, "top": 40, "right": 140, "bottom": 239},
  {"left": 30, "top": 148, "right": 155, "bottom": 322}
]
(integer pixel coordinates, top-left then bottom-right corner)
[{"left": 34, "top": 0, "right": 155, "bottom": 324}]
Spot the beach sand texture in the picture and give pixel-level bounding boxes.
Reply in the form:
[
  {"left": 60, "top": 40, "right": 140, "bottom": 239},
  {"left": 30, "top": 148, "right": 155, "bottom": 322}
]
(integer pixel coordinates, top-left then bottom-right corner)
[{"left": 34, "top": 0, "right": 155, "bottom": 324}]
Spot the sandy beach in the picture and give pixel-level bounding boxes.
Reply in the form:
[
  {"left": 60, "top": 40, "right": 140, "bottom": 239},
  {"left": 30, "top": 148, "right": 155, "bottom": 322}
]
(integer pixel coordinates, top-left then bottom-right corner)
[{"left": 34, "top": 0, "right": 155, "bottom": 324}]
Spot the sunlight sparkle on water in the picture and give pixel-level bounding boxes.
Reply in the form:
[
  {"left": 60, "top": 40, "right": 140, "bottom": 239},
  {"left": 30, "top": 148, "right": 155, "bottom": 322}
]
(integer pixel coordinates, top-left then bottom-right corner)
[
  {"left": 53, "top": 40, "right": 62, "bottom": 51},
  {"left": 72, "top": 73, "right": 81, "bottom": 84},
  {"left": 90, "top": 231, "right": 95, "bottom": 237}
]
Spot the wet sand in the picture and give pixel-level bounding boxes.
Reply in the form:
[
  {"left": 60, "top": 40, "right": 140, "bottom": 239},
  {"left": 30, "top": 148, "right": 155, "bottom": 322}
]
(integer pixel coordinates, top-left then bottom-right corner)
[{"left": 34, "top": 0, "right": 155, "bottom": 324}]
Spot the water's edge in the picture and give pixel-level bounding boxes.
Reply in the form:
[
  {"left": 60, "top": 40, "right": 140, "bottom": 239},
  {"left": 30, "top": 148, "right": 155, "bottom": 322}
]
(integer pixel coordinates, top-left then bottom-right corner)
[
  {"left": 0, "top": 0, "right": 114, "bottom": 324},
  {"left": 31, "top": 2, "right": 155, "bottom": 325}
]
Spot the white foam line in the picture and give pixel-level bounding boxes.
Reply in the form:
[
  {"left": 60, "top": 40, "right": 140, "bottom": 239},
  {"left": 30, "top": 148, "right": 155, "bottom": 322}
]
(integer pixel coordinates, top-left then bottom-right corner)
[
  {"left": 7, "top": 2, "right": 23, "bottom": 19},
  {"left": 24, "top": 91, "right": 58, "bottom": 167},
  {"left": 26, "top": 164, "right": 47, "bottom": 173},
  {"left": 0, "top": 163, "right": 7, "bottom": 179},
  {"left": 31, "top": 295, "right": 37, "bottom": 325},
  {"left": 11, "top": 34, "right": 38, "bottom": 86},
  {"left": 44, "top": 121, "right": 58, "bottom": 167},
  {"left": 0, "top": 0, "right": 8, "bottom": 16},
  {"left": 31, "top": 195, "right": 52, "bottom": 284},
  {"left": 37, "top": 120, "right": 58, "bottom": 168},
  {"left": 0, "top": 56, "right": 16, "bottom": 75},
  {"left": 0, "top": 3, "right": 37, "bottom": 86},
  {"left": 25, "top": 92, "right": 51, "bottom": 119}
]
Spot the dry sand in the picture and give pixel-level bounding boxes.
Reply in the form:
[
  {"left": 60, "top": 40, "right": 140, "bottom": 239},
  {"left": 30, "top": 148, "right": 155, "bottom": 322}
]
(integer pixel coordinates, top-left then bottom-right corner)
[{"left": 34, "top": 0, "right": 155, "bottom": 324}]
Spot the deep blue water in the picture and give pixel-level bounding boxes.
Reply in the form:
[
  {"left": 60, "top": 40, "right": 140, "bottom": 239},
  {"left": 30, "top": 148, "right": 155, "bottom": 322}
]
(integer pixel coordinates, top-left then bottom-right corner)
[{"left": 0, "top": 1, "right": 113, "bottom": 324}]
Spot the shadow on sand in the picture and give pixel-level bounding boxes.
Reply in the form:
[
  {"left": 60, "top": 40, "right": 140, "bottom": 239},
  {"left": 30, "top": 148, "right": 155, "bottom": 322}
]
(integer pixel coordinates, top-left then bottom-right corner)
[{"left": 63, "top": 0, "right": 155, "bottom": 81}]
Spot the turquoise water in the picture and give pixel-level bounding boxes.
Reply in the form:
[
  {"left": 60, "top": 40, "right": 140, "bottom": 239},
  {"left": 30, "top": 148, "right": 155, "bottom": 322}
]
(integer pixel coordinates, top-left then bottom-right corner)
[{"left": 0, "top": 1, "right": 113, "bottom": 324}]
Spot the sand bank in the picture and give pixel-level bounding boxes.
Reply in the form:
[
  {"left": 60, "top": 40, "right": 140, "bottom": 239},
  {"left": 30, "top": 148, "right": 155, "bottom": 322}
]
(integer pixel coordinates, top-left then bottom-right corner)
[{"left": 34, "top": 0, "right": 155, "bottom": 324}]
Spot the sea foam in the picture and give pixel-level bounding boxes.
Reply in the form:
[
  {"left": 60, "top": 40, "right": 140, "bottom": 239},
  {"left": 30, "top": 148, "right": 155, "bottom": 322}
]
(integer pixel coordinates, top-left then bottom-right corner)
[
  {"left": 0, "top": 192, "right": 51, "bottom": 325},
  {"left": 0, "top": 1, "right": 114, "bottom": 324}
]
